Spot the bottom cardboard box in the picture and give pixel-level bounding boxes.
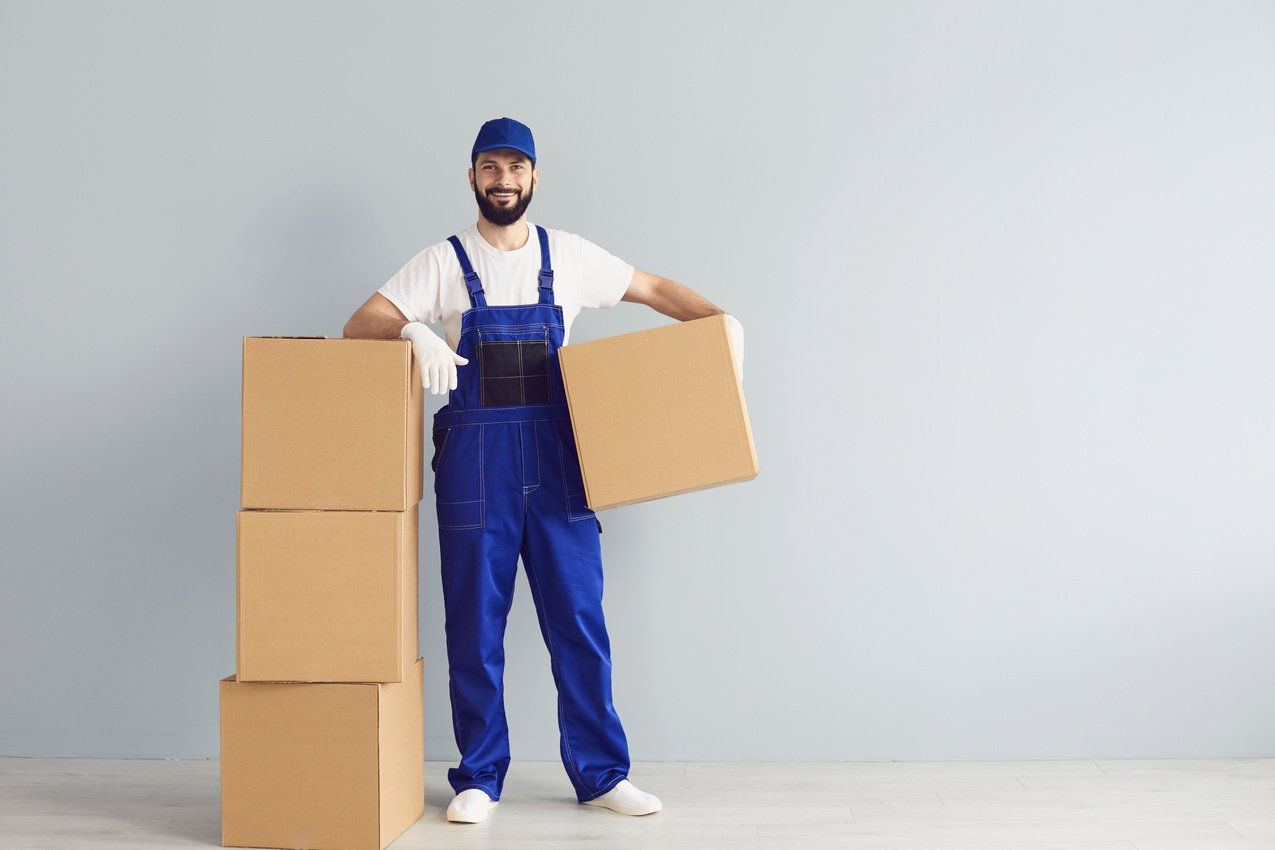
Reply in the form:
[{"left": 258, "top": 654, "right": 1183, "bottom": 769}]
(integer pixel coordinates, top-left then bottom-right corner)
[{"left": 219, "top": 658, "right": 423, "bottom": 850}]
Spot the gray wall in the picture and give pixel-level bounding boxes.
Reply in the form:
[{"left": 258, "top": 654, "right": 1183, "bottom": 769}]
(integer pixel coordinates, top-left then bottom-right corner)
[{"left": 2, "top": 0, "right": 1273, "bottom": 762}]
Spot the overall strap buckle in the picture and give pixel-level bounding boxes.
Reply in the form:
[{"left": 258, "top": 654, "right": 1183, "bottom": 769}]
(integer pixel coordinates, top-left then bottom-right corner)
[
  {"left": 537, "top": 269, "right": 555, "bottom": 305},
  {"left": 464, "top": 272, "right": 488, "bottom": 308}
]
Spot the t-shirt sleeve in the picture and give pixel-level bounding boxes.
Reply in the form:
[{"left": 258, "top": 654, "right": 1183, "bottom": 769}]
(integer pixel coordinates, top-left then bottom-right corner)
[
  {"left": 376, "top": 248, "right": 443, "bottom": 325},
  {"left": 576, "top": 235, "right": 635, "bottom": 309}
]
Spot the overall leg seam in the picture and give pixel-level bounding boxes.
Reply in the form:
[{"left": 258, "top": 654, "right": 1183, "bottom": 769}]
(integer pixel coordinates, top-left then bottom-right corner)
[{"left": 522, "top": 546, "right": 590, "bottom": 795}]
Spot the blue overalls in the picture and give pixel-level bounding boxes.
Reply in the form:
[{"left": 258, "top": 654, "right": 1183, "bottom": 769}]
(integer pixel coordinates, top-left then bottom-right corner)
[{"left": 431, "top": 225, "right": 630, "bottom": 803}]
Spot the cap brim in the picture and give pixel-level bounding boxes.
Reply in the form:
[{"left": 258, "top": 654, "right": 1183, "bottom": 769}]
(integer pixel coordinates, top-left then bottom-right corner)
[{"left": 472, "top": 144, "right": 535, "bottom": 161}]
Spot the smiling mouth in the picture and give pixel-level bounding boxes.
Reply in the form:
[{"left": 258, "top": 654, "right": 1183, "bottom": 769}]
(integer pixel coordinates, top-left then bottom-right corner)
[{"left": 490, "top": 190, "right": 517, "bottom": 200}]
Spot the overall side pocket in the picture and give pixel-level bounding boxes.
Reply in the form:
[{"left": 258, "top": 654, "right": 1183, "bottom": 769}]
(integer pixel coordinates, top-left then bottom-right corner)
[
  {"left": 434, "top": 424, "right": 485, "bottom": 529},
  {"left": 554, "top": 421, "right": 596, "bottom": 523}
]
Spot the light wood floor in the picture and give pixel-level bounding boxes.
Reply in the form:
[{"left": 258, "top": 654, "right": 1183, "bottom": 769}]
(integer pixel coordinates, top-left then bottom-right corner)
[{"left": 1, "top": 757, "right": 1273, "bottom": 849}]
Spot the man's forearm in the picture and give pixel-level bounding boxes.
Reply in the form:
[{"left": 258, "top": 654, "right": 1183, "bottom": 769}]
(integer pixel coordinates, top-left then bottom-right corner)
[
  {"left": 343, "top": 311, "right": 411, "bottom": 340},
  {"left": 650, "top": 278, "right": 724, "bottom": 322}
]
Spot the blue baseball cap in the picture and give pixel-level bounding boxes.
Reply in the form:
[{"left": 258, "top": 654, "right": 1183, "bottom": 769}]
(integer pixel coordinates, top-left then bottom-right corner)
[{"left": 472, "top": 117, "right": 536, "bottom": 164}]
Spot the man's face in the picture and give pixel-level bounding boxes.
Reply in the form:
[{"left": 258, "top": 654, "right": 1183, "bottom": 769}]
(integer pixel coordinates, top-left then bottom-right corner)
[{"left": 469, "top": 149, "right": 537, "bottom": 227}]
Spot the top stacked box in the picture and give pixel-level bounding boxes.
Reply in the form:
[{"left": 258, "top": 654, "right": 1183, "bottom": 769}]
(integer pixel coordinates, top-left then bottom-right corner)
[{"left": 241, "top": 337, "right": 424, "bottom": 511}]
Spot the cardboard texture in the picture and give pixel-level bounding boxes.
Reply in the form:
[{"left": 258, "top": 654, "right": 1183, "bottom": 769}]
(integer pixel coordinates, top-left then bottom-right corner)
[
  {"left": 220, "top": 658, "right": 424, "bottom": 850},
  {"left": 558, "top": 313, "right": 758, "bottom": 510},
  {"left": 241, "top": 337, "right": 423, "bottom": 511},
  {"left": 236, "top": 505, "right": 419, "bottom": 683}
]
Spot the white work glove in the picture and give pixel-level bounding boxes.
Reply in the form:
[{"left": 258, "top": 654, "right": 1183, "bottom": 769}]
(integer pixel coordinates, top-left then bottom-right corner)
[
  {"left": 723, "top": 313, "right": 744, "bottom": 382},
  {"left": 400, "top": 321, "right": 468, "bottom": 395}
]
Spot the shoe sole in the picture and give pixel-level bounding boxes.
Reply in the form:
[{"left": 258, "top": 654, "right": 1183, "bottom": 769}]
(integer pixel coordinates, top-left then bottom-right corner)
[
  {"left": 583, "top": 800, "right": 663, "bottom": 816},
  {"left": 447, "top": 801, "right": 497, "bottom": 823}
]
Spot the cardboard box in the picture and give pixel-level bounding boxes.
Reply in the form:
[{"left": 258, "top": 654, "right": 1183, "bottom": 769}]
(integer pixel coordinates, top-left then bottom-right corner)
[
  {"left": 236, "top": 506, "right": 418, "bottom": 683},
  {"left": 241, "top": 337, "right": 423, "bottom": 511},
  {"left": 220, "top": 658, "right": 424, "bottom": 850},
  {"left": 558, "top": 313, "right": 758, "bottom": 510}
]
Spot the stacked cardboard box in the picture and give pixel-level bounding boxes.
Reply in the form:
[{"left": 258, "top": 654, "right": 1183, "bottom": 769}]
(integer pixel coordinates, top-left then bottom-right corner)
[{"left": 220, "top": 337, "right": 426, "bottom": 850}]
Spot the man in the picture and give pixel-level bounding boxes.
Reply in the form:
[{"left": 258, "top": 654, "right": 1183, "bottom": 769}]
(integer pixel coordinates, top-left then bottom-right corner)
[{"left": 343, "top": 117, "right": 744, "bottom": 824}]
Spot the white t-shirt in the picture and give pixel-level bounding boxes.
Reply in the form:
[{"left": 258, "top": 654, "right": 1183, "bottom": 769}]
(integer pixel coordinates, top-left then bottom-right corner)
[{"left": 377, "top": 221, "right": 634, "bottom": 350}]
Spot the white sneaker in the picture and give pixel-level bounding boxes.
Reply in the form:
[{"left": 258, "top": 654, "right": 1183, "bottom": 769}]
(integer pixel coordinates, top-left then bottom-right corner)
[
  {"left": 446, "top": 788, "right": 497, "bottom": 823},
  {"left": 583, "top": 779, "right": 663, "bottom": 816}
]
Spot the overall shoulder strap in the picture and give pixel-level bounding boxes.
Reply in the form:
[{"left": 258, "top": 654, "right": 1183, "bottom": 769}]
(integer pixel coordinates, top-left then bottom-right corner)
[
  {"left": 447, "top": 234, "right": 487, "bottom": 309},
  {"left": 535, "top": 225, "right": 554, "bottom": 306}
]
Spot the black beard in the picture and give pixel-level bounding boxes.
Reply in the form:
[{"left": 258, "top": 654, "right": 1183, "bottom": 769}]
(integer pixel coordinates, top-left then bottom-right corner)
[{"left": 475, "top": 185, "right": 534, "bottom": 227}]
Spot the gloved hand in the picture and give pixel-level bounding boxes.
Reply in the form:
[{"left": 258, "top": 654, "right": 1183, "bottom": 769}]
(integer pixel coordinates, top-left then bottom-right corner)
[
  {"left": 723, "top": 313, "right": 744, "bottom": 382},
  {"left": 400, "top": 321, "right": 468, "bottom": 395}
]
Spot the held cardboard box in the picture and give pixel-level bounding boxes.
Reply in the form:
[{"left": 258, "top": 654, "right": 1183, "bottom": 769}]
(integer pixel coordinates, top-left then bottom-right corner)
[
  {"left": 220, "top": 658, "right": 424, "bottom": 850},
  {"left": 241, "top": 337, "right": 423, "bottom": 511},
  {"left": 236, "top": 505, "right": 419, "bottom": 683},
  {"left": 558, "top": 313, "right": 758, "bottom": 510}
]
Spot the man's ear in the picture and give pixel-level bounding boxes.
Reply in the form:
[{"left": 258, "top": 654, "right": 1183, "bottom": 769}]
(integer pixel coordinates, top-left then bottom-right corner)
[
  {"left": 532, "top": 167, "right": 538, "bottom": 191},
  {"left": 468, "top": 167, "right": 475, "bottom": 191}
]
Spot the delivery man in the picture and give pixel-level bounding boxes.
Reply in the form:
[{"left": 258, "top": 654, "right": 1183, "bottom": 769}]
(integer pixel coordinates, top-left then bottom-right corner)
[{"left": 343, "top": 117, "right": 744, "bottom": 824}]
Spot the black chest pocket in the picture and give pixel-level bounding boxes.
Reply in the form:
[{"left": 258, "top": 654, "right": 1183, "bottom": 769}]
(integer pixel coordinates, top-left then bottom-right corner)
[{"left": 477, "top": 339, "right": 550, "bottom": 406}]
